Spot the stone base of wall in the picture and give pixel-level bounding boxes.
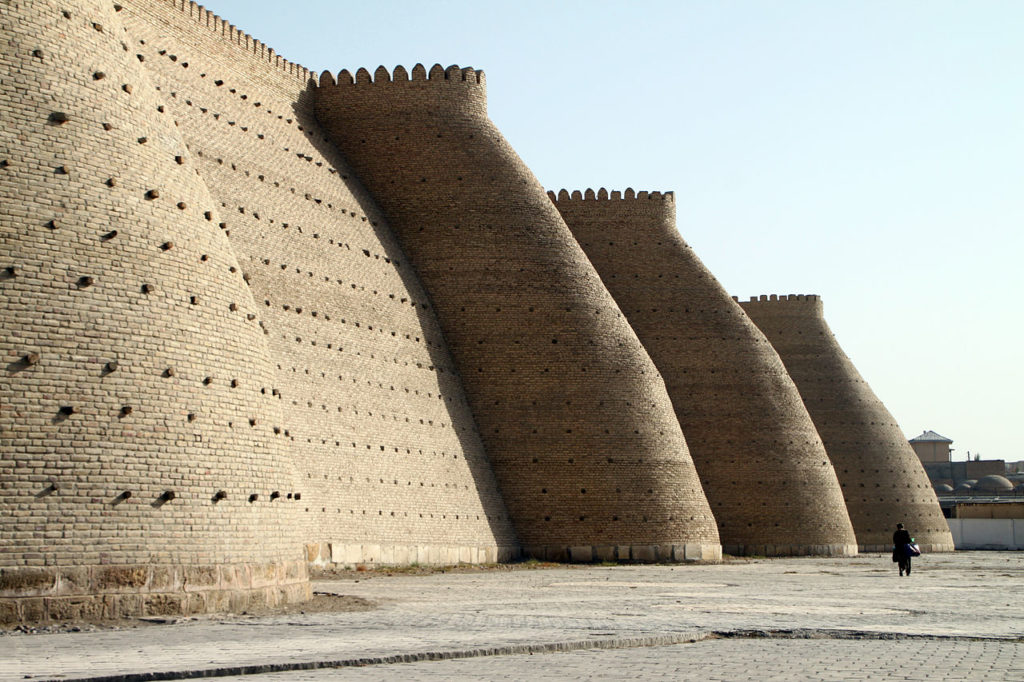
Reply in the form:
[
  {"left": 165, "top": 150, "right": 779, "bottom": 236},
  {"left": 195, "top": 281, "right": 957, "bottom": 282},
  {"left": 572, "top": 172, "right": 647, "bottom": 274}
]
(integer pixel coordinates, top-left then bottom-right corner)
[
  {"left": 0, "top": 561, "right": 310, "bottom": 625},
  {"left": 307, "top": 542, "right": 521, "bottom": 568},
  {"left": 722, "top": 543, "right": 859, "bottom": 557},
  {"left": 861, "top": 543, "right": 957, "bottom": 554},
  {"left": 522, "top": 543, "right": 722, "bottom": 563}
]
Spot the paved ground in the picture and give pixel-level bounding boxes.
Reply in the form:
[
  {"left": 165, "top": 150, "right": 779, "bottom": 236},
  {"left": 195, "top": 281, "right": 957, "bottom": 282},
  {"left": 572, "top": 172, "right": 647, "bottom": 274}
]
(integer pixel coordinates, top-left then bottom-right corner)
[{"left": 2, "top": 552, "right": 1022, "bottom": 681}]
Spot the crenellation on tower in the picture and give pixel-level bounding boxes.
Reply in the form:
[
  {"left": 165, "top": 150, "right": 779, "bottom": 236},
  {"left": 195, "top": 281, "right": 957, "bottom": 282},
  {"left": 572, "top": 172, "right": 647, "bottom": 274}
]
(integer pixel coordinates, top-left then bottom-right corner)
[
  {"left": 747, "top": 293, "right": 820, "bottom": 303},
  {"left": 316, "top": 63, "right": 488, "bottom": 120},
  {"left": 548, "top": 188, "right": 675, "bottom": 203}
]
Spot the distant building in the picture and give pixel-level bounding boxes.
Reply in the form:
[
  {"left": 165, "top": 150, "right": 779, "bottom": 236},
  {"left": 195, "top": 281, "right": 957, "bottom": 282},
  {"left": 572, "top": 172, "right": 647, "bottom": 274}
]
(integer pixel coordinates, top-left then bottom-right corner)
[
  {"left": 947, "top": 500, "right": 1024, "bottom": 550},
  {"left": 911, "top": 431, "right": 1006, "bottom": 488},
  {"left": 910, "top": 430, "right": 953, "bottom": 463}
]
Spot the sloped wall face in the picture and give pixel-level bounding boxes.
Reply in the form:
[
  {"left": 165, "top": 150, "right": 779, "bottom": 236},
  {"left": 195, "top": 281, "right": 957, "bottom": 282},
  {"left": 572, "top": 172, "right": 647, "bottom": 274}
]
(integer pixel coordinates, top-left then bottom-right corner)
[
  {"left": 553, "top": 190, "right": 857, "bottom": 557},
  {"left": 740, "top": 296, "right": 954, "bottom": 552},
  {"left": 314, "top": 69, "right": 720, "bottom": 563},
  {"left": 0, "top": 0, "right": 308, "bottom": 624},
  {"left": 118, "top": 0, "right": 518, "bottom": 565}
]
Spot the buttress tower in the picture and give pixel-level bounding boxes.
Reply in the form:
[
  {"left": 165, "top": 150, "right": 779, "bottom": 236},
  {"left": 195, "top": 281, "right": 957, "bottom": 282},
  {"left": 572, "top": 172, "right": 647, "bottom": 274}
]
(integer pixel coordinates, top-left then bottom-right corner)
[
  {"left": 313, "top": 65, "right": 720, "bottom": 562},
  {"left": 553, "top": 189, "right": 857, "bottom": 556},
  {"left": 740, "top": 295, "right": 954, "bottom": 552}
]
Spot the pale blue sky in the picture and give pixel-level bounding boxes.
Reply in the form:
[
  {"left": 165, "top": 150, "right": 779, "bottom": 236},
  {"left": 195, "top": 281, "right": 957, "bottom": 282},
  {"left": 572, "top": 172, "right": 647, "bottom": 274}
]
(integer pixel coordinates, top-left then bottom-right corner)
[{"left": 208, "top": 0, "right": 1022, "bottom": 462}]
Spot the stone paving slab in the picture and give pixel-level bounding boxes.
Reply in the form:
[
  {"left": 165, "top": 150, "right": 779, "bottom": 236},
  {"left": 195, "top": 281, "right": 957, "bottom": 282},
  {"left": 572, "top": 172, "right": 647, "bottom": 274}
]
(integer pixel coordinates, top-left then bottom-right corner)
[
  {"left": 1, "top": 552, "right": 1021, "bottom": 681},
  {"left": 213, "top": 639, "right": 1024, "bottom": 681}
]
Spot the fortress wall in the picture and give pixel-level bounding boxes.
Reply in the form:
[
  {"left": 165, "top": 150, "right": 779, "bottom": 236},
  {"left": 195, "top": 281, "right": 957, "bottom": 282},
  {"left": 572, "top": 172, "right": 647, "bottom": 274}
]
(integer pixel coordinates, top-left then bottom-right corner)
[
  {"left": 740, "top": 295, "right": 954, "bottom": 552},
  {"left": 314, "top": 68, "right": 720, "bottom": 563},
  {"left": 0, "top": 0, "right": 309, "bottom": 624},
  {"left": 118, "top": 0, "right": 518, "bottom": 564},
  {"left": 552, "top": 189, "right": 857, "bottom": 556}
]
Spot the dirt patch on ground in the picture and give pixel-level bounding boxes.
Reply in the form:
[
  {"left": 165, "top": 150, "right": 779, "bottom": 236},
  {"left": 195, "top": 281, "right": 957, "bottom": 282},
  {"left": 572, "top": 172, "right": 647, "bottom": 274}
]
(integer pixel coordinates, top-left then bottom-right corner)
[
  {"left": 1, "top": 593, "right": 377, "bottom": 636},
  {"left": 310, "top": 560, "right": 567, "bottom": 581},
  {"left": 240, "top": 592, "right": 377, "bottom": 617}
]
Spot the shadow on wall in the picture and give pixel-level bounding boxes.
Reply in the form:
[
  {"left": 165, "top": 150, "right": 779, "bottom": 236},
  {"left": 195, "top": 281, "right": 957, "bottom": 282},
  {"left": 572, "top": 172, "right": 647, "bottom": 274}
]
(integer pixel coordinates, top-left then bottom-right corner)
[{"left": 292, "top": 83, "right": 517, "bottom": 548}]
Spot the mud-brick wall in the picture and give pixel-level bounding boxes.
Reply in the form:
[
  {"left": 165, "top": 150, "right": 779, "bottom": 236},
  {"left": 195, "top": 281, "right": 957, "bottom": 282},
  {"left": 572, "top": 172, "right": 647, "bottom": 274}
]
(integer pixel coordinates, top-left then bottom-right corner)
[
  {"left": 0, "top": 0, "right": 308, "bottom": 625},
  {"left": 119, "top": 0, "right": 518, "bottom": 565},
  {"left": 553, "top": 189, "right": 857, "bottom": 557},
  {"left": 740, "top": 295, "right": 954, "bottom": 552},
  {"left": 314, "top": 66, "right": 720, "bottom": 563}
]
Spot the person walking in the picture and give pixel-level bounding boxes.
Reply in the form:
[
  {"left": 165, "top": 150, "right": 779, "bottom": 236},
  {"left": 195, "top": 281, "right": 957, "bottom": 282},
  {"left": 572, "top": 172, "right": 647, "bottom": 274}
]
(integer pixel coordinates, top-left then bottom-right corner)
[{"left": 893, "top": 523, "right": 913, "bottom": 576}]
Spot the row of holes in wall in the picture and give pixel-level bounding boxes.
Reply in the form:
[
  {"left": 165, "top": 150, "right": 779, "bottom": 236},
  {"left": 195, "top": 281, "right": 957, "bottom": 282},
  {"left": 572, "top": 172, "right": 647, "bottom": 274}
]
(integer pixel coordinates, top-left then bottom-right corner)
[
  {"left": 144, "top": 44, "right": 378, "bottom": 231},
  {"left": 34, "top": 63, "right": 264, "bottom": 326},
  {"left": 525, "top": 515, "right": 700, "bottom": 523},
  {"left": 640, "top": 335, "right": 775, "bottom": 345},
  {"left": 272, "top": 330, "right": 455, "bottom": 378},
  {"left": 847, "top": 510, "right": 949, "bottom": 535},
  {"left": 141, "top": 37, "right": 348, "bottom": 176},
  {"left": 14, "top": 354, "right": 263, "bottom": 393},
  {"left": 33, "top": 483, "right": 298, "bottom": 504},
  {"left": 51, "top": 402, "right": 271, "bottom": 430},
  {"left": 194, "top": 146, "right": 372, "bottom": 225},
  {"left": 273, "top": 364, "right": 467, "bottom": 415},
  {"left": 33, "top": 266, "right": 257, "bottom": 321},
  {"left": 256, "top": 290, "right": 439, "bottom": 355},
  {"left": 577, "top": 239, "right": 669, "bottom": 248},
  {"left": 215, "top": 196, "right": 407, "bottom": 286},
  {"left": 189, "top": 144, "right": 367, "bottom": 222},
  {"left": 286, "top": 426, "right": 471, "bottom": 452},
  {"left": 20, "top": 360, "right": 282, "bottom": 428},
  {"left": 304, "top": 508, "right": 504, "bottom": 521},
  {"left": 456, "top": 304, "right": 624, "bottom": 319},
  {"left": 849, "top": 498, "right": 941, "bottom": 513}
]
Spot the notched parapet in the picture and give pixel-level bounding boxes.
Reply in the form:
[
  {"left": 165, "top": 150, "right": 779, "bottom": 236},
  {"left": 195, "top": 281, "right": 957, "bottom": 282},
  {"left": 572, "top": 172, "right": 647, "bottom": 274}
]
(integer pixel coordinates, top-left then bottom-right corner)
[
  {"left": 549, "top": 188, "right": 677, "bottom": 223},
  {"left": 548, "top": 188, "right": 675, "bottom": 202},
  {"left": 322, "top": 63, "right": 485, "bottom": 86},
  {"left": 747, "top": 293, "right": 820, "bottom": 302},
  {"left": 316, "top": 63, "right": 487, "bottom": 117},
  {"left": 742, "top": 294, "right": 824, "bottom": 315},
  {"left": 129, "top": 1, "right": 313, "bottom": 81}
]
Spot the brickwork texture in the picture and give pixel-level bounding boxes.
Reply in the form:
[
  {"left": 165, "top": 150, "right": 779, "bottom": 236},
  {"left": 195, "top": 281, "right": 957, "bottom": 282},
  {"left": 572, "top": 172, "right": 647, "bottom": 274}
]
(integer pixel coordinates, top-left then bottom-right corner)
[
  {"left": 117, "top": 0, "right": 520, "bottom": 568},
  {"left": 0, "top": 0, "right": 309, "bottom": 624},
  {"left": 0, "top": 0, "right": 946, "bottom": 624}
]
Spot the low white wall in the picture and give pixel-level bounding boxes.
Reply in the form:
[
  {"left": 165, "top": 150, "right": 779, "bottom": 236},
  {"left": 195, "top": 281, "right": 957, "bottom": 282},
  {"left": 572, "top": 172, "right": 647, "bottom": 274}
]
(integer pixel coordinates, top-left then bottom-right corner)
[{"left": 947, "top": 518, "right": 1024, "bottom": 550}]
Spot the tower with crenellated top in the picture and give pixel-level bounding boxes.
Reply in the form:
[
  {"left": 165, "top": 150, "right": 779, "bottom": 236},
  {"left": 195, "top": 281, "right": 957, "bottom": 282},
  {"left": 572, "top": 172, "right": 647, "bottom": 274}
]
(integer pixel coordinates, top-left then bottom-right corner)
[
  {"left": 314, "top": 65, "right": 722, "bottom": 563},
  {"left": 552, "top": 188, "right": 858, "bottom": 556},
  {"left": 740, "top": 295, "right": 954, "bottom": 552}
]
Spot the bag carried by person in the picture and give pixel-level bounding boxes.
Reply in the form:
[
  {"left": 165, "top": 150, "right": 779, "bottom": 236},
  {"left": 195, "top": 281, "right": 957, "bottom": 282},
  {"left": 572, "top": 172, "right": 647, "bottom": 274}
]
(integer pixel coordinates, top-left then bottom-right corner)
[
  {"left": 892, "top": 546, "right": 900, "bottom": 562},
  {"left": 905, "top": 542, "right": 921, "bottom": 557}
]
